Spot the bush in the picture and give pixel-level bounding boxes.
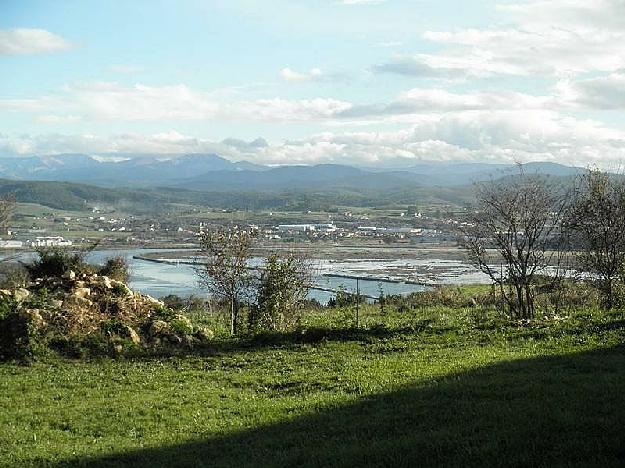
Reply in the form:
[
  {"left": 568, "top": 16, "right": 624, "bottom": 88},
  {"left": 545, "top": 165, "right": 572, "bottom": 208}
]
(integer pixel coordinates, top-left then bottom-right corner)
[
  {"left": 0, "top": 301, "right": 40, "bottom": 363},
  {"left": 23, "top": 246, "right": 94, "bottom": 280},
  {"left": 328, "top": 288, "right": 367, "bottom": 308},
  {"left": 249, "top": 253, "right": 311, "bottom": 333},
  {"left": 99, "top": 256, "right": 130, "bottom": 283},
  {"left": 0, "top": 265, "right": 30, "bottom": 289}
]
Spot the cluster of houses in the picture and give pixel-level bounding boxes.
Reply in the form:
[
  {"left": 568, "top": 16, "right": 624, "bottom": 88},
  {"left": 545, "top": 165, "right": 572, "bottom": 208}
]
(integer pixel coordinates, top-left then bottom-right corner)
[
  {"left": 0, "top": 236, "right": 73, "bottom": 249},
  {"left": 265, "top": 223, "right": 441, "bottom": 240}
]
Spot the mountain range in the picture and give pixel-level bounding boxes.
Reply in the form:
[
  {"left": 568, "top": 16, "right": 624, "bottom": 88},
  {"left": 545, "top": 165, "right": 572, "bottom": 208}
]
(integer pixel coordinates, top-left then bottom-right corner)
[{"left": 0, "top": 153, "right": 584, "bottom": 192}]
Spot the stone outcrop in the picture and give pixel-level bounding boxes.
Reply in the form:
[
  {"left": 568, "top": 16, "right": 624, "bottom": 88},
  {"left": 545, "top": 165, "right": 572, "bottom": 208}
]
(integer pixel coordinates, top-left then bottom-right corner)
[{"left": 0, "top": 270, "right": 212, "bottom": 360}]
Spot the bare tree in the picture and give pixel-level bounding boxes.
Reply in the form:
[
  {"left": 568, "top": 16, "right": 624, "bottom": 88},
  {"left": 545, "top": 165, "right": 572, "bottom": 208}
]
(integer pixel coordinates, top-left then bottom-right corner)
[
  {"left": 195, "top": 228, "right": 254, "bottom": 335},
  {"left": 463, "top": 167, "right": 568, "bottom": 319},
  {"left": 567, "top": 170, "right": 625, "bottom": 309},
  {"left": 249, "top": 251, "right": 313, "bottom": 332}
]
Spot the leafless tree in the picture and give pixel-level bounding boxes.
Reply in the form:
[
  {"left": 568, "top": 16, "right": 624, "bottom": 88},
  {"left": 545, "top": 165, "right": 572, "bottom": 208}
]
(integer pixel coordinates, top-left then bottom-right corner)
[
  {"left": 195, "top": 228, "right": 254, "bottom": 335},
  {"left": 463, "top": 167, "right": 568, "bottom": 319},
  {"left": 567, "top": 170, "right": 625, "bottom": 309}
]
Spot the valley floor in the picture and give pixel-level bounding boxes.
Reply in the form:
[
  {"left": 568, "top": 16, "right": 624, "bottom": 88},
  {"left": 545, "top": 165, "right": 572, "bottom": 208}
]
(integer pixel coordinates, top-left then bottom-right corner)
[{"left": 1, "top": 304, "right": 625, "bottom": 467}]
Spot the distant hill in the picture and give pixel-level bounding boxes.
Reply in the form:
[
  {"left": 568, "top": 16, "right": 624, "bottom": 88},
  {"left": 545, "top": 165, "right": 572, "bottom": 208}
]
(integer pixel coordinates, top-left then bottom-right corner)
[
  {"left": 177, "top": 164, "right": 422, "bottom": 192},
  {"left": 0, "top": 154, "right": 584, "bottom": 189},
  {"left": 0, "top": 154, "right": 588, "bottom": 213},
  {"left": 0, "top": 153, "right": 266, "bottom": 186},
  {"left": 373, "top": 161, "right": 583, "bottom": 186}
]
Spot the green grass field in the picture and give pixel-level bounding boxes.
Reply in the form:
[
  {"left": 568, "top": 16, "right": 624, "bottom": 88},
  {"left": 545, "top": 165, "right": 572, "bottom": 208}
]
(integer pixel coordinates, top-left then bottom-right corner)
[{"left": 1, "top": 303, "right": 624, "bottom": 467}]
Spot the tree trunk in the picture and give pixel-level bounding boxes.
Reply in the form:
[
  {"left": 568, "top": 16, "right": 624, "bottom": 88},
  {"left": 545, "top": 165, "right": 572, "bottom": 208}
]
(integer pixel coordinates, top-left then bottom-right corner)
[
  {"left": 230, "top": 299, "right": 237, "bottom": 335},
  {"left": 524, "top": 285, "right": 534, "bottom": 319}
]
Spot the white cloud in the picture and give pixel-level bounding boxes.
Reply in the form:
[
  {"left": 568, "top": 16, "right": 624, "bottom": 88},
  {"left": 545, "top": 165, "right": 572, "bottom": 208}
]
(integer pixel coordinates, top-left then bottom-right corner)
[
  {"left": 557, "top": 72, "right": 625, "bottom": 109},
  {"left": 280, "top": 67, "right": 324, "bottom": 83},
  {"left": 69, "top": 82, "right": 219, "bottom": 120},
  {"left": 0, "top": 28, "right": 72, "bottom": 55},
  {"left": 3, "top": 110, "right": 625, "bottom": 168},
  {"left": 501, "top": 0, "right": 625, "bottom": 31},
  {"left": 376, "top": 1, "right": 625, "bottom": 78},
  {"left": 0, "top": 82, "right": 353, "bottom": 123},
  {"left": 341, "top": 88, "right": 553, "bottom": 118},
  {"left": 238, "top": 97, "right": 351, "bottom": 121}
]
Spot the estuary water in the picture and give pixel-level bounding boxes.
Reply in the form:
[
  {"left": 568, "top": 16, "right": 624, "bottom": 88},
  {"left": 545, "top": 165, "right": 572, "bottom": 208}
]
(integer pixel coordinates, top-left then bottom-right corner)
[
  {"left": 84, "top": 249, "right": 432, "bottom": 304},
  {"left": 9, "top": 248, "right": 489, "bottom": 304}
]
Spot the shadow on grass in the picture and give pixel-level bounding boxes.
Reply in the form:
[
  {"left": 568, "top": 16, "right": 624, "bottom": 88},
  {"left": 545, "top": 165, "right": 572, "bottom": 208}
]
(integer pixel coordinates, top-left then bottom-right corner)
[
  {"left": 121, "top": 322, "right": 442, "bottom": 360},
  {"left": 57, "top": 345, "right": 625, "bottom": 467}
]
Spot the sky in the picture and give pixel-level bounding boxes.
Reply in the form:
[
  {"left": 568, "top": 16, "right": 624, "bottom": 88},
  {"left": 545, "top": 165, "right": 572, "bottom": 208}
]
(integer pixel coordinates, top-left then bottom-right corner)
[{"left": 1, "top": 0, "right": 625, "bottom": 168}]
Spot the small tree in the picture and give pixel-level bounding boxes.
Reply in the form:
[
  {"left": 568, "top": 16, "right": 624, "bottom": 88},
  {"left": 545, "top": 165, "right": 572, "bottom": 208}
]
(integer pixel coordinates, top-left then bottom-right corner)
[
  {"left": 249, "top": 252, "right": 312, "bottom": 332},
  {"left": 0, "top": 194, "right": 15, "bottom": 236},
  {"left": 196, "top": 228, "right": 254, "bottom": 335},
  {"left": 463, "top": 167, "right": 567, "bottom": 319},
  {"left": 567, "top": 170, "right": 625, "bottom": 309}
]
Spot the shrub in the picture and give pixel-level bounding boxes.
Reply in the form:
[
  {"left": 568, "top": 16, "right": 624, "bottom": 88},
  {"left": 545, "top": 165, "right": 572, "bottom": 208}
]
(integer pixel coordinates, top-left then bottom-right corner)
[
  {"left": 23, "top": 246, "right": 94, "bottom": 280},
  {"left": 0, "top": 265, "right": 30, "bottom": 289},
  {"left": 249, "top": 253, "right": 312, "bottom": 333},
  {"left": 169, "top": 315, "right": 194, "bottom": 335},
  {"left": 99, "top": 256, "right": 130, "bottom": 283},
  {"left": 0, "top": 301, "right": 40, "bottom": 363},
  {"left": 328, "top": 288, "right": 367, "bottom": 308}
]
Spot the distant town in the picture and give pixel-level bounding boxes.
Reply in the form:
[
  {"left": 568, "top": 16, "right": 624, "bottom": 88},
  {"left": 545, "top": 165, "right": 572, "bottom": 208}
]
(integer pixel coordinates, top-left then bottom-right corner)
[{"left": 0, "top": 204, "right": 466, "bottom": 250}]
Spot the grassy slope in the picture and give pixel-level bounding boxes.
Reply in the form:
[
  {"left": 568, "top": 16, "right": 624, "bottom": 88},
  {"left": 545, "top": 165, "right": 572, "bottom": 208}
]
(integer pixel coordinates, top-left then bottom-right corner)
[{"left": 1, "top": 305, "right": 624, "bottom": 467}]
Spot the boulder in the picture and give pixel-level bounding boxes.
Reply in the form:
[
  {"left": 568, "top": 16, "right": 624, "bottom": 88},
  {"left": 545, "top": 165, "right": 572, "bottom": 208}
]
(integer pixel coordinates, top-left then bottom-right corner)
[
  {"left": 62, "top": 296, "right": 93, "bottom": 309},
  {"left": 100, "top": 276, "right": 113, "bottom": 290},
  {"left": 149, "top": 320, "right": 171, "bottom": 337},
  {"left": 13, "top": 288, "right": 31, "bottom": 302},
  {"left": 143, "top": 295, "right": 164, "bottom": 308},
  {"left": 63, "top": 270, "right": 76, "bottom": 281},
  {"left": 123, "top": 325, "right": 141, "bottom": 345},
  {"left": 73, "top": 287, "right": 91, "bottom": 299},
  {"left": 23, "top": 309, "right": 45, "bottom": 330},
  {"left": 195, "top": 327, "right": 214, "bottom": 342}
]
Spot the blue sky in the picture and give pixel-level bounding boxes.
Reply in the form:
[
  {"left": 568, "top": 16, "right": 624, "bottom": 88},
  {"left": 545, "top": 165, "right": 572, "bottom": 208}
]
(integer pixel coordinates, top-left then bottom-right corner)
[{"left": 1, "top": 0, "right": 625, "bottom": 167}]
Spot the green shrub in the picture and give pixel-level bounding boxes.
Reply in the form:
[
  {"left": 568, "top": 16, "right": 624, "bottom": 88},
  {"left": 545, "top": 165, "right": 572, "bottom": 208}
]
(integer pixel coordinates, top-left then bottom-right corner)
[
  {"left": 23, "top": 246, "right": 94, "bottom": 279},
  {"left": 99, "top": 256, "right": 130, "bottom": 283},
  {"left": 169, "top": 315, "right": 194, "bottom": 335},
  {"left": 0, "top": 265, "right": 30, "bottom": 289},
  {"left": 0, "top": 303, "right": 40, "bottom": 363}
]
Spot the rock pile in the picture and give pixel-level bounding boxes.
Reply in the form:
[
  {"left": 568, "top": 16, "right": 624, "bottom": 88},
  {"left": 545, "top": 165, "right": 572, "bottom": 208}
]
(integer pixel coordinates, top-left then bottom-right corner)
[{"left": 0, "top": 271, "right": 213, "bottom": 360}]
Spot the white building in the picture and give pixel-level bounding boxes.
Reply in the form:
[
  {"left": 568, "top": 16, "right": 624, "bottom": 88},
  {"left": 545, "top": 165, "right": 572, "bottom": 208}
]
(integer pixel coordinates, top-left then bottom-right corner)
[
  {"left": 30, "top": 236, "right": 73, "bottom": 247},
  {"left": 0, "top": 240, "right": 24, "bottom": 249},
  {"left": 277, "top": 223, "right": 336, "bottom": 233}
]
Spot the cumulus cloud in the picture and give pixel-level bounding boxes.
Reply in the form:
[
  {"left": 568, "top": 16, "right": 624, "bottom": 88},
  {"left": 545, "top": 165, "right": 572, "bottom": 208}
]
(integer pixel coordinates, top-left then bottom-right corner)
[
  {"left": 0, "top": 82, "right": 353, "bottom": 123},
  {"left": 501, "top": 0, "right": 625, "bottom": 31},
  {"left": 3, "top": 110, "right": 625, "bottom": 168},
  {"left": 0, "top": 28, "right": 72, "bottom": 55},
  {"left": 373, "top": 55, "right": 474, "bottom": 79},
  {"left": 340, "top": 88, "right": 552, "bottom": 118},
  {"left": 280, "top": 67, "right": 323, "bottom": 83},
  {"left": 557, "top": 72, "right": 625, "bottom": 109},
  {"left": 375, "top": 0, "right": 625, "bottom": 78}
]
